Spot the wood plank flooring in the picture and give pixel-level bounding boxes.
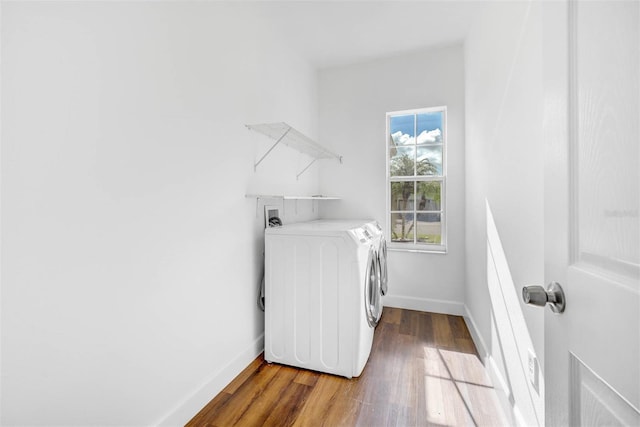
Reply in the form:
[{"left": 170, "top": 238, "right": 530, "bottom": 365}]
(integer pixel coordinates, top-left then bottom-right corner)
[{"left": 186, "top": 308, "right": 508, "bottom": 427}]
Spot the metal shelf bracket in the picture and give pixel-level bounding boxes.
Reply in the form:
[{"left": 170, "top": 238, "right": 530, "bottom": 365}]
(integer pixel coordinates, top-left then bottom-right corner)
[{"left": 252, "top": 125, "right": 292, "bottom": 171}]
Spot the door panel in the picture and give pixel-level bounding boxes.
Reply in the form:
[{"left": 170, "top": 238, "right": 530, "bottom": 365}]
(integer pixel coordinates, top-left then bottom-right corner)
[
  {"left": 570, "top": 354, "right": 640, "bottom": 427},
  {"left": 575, "top": 0, "right": 639, "bottom": 274},
  {"left": 565, "top": 267, "right": 640, "bottom": 422}
]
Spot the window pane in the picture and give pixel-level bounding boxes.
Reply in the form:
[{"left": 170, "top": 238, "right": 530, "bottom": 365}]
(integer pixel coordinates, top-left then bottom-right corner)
[
  {"left": 417, "top": 145, "right": 442, "bottom": 176},
  {"left": 416, "top": 112, "right": 443, "bottom": 144},
  {"left": 391, "top": 212, "right": 415, "bottom": 243},
  {"left": 390, "top": 146, "right": 415, "bottom": 177},
  {"left": 416, "top": 181, "right": 442, "bottom": 211},
  {"left": 391, "top": 182, "right": 415, "bottom": 211},
  {"left": 389, "top": 115, "right": 415, "bottom": 146},
  {"left": 416, "top": 213, "right": 442, "bottom": 244}
]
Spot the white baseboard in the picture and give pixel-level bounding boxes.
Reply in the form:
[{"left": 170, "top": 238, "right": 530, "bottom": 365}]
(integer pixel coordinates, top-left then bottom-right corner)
[
  {"left": 463, "top": 305, "right": 526, "bottom": 427},
  {"left": 383, "top": 294, "right": 465, "bottom": 316},
  {"left": 461, "top": 305, "right": 489, "bottom": 360},
  {"left": 155, "top": 334, "right": 265, "bottom": 426}
]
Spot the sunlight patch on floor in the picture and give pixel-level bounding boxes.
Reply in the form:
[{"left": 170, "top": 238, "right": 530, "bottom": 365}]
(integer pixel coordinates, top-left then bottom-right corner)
[{"left": 423, "top": 346, "right": 506, "bottom": 426}]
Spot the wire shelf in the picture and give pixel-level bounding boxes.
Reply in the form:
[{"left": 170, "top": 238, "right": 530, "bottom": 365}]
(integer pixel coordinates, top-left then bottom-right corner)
[{"left": 246, "top": 122, "right": 342, "bottom": 177}]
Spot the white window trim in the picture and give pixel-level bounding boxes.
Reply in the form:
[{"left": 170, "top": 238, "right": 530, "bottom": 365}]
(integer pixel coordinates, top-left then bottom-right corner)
[{"left": 385, "top": 106, "right": 447, "bottom": 254}]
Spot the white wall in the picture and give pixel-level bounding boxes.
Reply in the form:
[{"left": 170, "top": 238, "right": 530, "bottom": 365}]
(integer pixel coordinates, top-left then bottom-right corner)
[
  {"left": 464, "top": 1, "right": 545, "bottom": 425},
  {"left": 1, "top": 3, "right": 321, "bottom": 425},
  {"left": 318, "top": 45, "right": 466, "bottom": 313}
]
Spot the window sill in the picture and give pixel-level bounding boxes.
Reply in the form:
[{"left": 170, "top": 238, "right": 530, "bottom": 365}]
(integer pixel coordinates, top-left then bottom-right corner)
[{"left": 388, "top": 244, "right": 447, "bottom": 254}]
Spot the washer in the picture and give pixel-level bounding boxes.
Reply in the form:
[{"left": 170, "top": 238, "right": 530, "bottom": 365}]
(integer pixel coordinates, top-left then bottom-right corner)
[{"left": 264, "top": 220, "right": 381, "bottom": 378}]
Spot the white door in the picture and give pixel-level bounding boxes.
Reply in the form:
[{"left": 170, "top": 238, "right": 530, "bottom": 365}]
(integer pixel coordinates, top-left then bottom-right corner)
[{"left": 543, "top": 1, "right": 640, "bottom": 426}]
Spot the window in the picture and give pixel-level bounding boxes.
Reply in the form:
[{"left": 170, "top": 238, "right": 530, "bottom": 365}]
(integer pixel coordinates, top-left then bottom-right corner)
[{"left": 387, "top": 107, "right": 446, "bottom": 252}]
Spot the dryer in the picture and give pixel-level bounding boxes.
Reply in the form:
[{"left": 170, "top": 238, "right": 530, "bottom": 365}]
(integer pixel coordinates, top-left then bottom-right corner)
[
  {"left": 364, "top": 221, "right": 388, "bottom": 299},
  {"left": 264, "top": 220, "right": 381, "bottom": 378}
]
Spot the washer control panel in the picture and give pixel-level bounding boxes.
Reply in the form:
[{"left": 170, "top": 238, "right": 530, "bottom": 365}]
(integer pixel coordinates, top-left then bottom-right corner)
[{"left": 350, "top": 227, "right": 372, "bottom": 243}]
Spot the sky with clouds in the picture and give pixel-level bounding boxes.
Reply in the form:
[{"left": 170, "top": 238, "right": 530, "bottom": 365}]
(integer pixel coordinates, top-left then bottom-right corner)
[{"left": 390, "top": 112, "right": 443, "bottom": 174}]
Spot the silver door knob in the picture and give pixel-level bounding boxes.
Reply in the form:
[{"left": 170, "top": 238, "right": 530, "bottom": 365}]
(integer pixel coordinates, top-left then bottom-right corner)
[{"left": 522, "top": 282, "right": 566, "bottom": 314}]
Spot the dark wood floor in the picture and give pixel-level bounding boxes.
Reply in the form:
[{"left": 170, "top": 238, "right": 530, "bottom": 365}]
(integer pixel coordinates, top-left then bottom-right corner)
[{"left": 186, "top": 307, "right": 507, "bottom": 426}]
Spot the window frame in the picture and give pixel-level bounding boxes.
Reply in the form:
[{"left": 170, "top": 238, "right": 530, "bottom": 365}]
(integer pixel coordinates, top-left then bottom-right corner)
[{"left": 386, "top": 106, "right": 447, "bottom": 253}]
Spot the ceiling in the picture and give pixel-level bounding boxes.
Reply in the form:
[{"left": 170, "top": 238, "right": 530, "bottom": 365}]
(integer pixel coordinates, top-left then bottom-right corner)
[{"left": 252, "top": 1, "right": 485, "bottom": 69}]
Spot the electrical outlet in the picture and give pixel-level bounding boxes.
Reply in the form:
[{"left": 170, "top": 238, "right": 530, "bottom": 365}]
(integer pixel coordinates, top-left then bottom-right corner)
[
  {"left": 264, "top": 205, "right": 280, "bottom": 228},
  {"left": 528, "top": 348, "right": 539, "bottom": 391}
]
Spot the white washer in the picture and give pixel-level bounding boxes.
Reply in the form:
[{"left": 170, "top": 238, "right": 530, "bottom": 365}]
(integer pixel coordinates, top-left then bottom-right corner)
[{"left": 264, "top": 220, "right": 381, "bottom": 378}]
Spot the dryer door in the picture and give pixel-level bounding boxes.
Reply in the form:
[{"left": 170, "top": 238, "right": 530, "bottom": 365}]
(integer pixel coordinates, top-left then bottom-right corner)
[
  {"left": 379, "top": 237, "right": 388, "bottom": 296},
  {"left": 373, "top": 250, "right": 383, "bottom": 323},
  {"left": 364, "top": 247, "right": 381, "bottom": 328}
]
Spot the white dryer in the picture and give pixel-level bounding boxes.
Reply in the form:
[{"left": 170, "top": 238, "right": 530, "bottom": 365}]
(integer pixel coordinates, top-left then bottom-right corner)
[{"left": 264, "top": 220, "right": 381, "bottom": 378}]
